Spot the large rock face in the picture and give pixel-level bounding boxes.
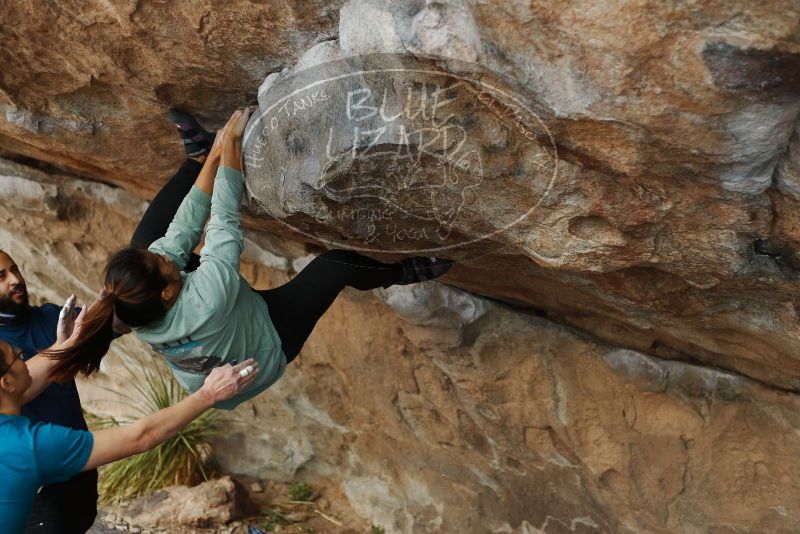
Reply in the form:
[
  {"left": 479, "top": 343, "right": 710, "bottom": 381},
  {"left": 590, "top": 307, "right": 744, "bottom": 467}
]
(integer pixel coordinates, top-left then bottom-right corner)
[
  {"left": 4, "top": 158, "right": 800, "bottom": 533},
  {"left": 2, "top": 1, "right": 800, "bottom": 533},
  {"left": 239, "top": 0, "right": 800, "bottom": 392},
  {"left": 3, "top": 0, "right": 800, "bottom": 390}
]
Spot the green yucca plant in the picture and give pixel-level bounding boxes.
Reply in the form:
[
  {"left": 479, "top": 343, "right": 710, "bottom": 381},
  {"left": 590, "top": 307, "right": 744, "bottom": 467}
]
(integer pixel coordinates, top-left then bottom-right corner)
[{"left": 87, "top": 357, "right": 220, "bottom": 504}]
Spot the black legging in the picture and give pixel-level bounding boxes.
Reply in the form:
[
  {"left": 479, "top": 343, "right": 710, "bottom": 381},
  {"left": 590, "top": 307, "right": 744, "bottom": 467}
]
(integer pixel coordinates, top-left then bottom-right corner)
[
  {"left": 131, "top": 159, "right": 403, "bottom": 364},
  {"left": 259, "top": 249, "right": 402, "bottom": 363}
]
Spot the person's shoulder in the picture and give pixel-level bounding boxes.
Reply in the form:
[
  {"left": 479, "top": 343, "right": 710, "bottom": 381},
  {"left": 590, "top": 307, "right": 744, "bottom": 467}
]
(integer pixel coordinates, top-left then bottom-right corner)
[
  {"left": 30, "top": 419, "right": 92, "bottom": 448},
  {"left": 182, "top": 272, "right": 226, "bottom": 307},
  {"left": 29, "top": 303, "right": 62, "bottom": 328},
  {"left": 38, "top": 303, "right": 61, "bottom": 311},
  {"left": 0, "top": 413, "right": 29, "bottom": 428},
  {"left": 0, "top": 414, "right": 37, "bottom": 441},
  {"left": 29, "top": 419, "right": 94, "bottom": 485},
  {"left": 32, "top": 302, "right": 61, "bottom": 318}
]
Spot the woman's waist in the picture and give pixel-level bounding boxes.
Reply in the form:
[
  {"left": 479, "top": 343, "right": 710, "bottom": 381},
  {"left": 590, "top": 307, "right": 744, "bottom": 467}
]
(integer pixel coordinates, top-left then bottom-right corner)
[
  {"left": 160, "top": 338, "right": 282, "bottom": 372},
  {"left": 167, "top": 346, "right": 286, "bottom": 394}
]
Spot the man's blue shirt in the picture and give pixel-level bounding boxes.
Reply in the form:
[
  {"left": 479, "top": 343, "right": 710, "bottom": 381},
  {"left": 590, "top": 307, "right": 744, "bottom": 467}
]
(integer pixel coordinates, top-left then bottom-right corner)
[
  {"left": 0, "top": 414, "right": 94, "bottom": 533},
  {"left": 0, "top": 304, "right": 87, "bottom": 430}
]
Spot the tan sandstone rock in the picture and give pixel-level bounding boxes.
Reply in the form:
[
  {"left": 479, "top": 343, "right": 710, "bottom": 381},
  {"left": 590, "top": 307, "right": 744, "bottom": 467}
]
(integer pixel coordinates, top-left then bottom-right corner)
[
  {"left": 2, "top": 0, "right": 800, "bottom": 532},
  {"left": 1, "top": 0, "right": 799, "bottom": 393},
  {"left": 3, "top": 156, "right": 800, "bottom": 532},
  {"left": 115, "top": 476, "right": 252, "bottom": 528}
]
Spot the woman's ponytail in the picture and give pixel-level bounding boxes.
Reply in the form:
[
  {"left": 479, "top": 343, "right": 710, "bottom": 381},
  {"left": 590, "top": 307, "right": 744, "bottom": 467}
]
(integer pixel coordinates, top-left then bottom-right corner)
[
  {"left": 43, "top": 246, "right": 171, "bottom": 382},
  {"left": 44, "top": 292, "right": 115, "bottom": 382}
]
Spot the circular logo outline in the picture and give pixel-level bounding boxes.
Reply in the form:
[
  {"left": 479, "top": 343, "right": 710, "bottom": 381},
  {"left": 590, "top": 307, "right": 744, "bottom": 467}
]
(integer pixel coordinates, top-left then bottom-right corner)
[{"left": 242, "top": 58, "right": 559, "bottom": 256}]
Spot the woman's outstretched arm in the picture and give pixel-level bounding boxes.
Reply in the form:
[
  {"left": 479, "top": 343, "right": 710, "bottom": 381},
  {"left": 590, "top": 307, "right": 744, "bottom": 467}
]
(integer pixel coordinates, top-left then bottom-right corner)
[
  {"left": 131, "top": 130, "right": 224, "bottom": 247},
  {"left": 28, "top": 359, "right": 259, "bottom": 494},
  {"left": 81, "top": 358, "right": 258, "bottom": 471},
  {"left": 192, "top": 108, "right": 255, "bottom": 307},
  {"left": 194, "top": 130, "right": 225, "bottom": 195},
  {"left": 147, "top": 132, "right": 226, "bottom": 271},
  {"left": 221, "top": 107, "right": 249, "bottom": 172}
]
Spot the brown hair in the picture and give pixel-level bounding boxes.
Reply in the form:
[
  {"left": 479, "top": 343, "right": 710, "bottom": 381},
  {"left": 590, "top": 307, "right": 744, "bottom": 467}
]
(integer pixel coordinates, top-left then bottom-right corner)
[{"left": 45, "top": 247, "right": 171, "bottom": 382}]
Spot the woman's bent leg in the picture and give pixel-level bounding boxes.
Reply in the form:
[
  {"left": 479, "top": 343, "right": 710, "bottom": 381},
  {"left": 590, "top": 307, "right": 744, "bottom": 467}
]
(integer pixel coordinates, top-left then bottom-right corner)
[
  {"left": 130, "top": 158, "right": 203, "bottom": 270},
  {"left": 259, "top": 249, "right": 403, "bottom": 363}
]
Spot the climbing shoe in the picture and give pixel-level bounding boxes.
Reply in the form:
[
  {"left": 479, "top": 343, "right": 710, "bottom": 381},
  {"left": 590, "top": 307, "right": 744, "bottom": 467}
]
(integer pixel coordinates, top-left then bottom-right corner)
[
  {"left": 396, "top": 256, "right": 454, "bottom": 285},
  {"left": 168, "top": 108, "right": 216, "bottom": 157}
]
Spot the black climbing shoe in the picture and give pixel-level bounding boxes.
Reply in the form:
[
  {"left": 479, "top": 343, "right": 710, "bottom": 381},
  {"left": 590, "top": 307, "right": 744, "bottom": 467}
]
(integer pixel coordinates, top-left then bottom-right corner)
[
  {"left": 168, "top": 108, "right": 216, "bottom": 157},
  {"left": 396, "top": 256, "right": 454, "bottom": 285}
]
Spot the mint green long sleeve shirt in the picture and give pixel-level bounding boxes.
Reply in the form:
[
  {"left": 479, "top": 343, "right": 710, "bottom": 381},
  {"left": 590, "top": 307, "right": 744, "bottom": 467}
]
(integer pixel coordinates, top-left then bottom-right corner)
[{"left": 136, "top": 165, "right": 286, "bottom": 410}]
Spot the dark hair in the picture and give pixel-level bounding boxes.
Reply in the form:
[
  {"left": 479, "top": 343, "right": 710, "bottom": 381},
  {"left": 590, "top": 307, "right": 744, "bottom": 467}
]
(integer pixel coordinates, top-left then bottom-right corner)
[{"left": 45, "top": 247, "right": 170, "bottom": 382}]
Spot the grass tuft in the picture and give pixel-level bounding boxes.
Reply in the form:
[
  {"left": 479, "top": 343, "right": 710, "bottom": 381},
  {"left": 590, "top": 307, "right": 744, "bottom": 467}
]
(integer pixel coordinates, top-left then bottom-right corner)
[
  {"left": 287, "top": 481, "right": 313, "bottom": 502},
  {"left": 261, "top": 508, "right": 289, "bottom": 530}
]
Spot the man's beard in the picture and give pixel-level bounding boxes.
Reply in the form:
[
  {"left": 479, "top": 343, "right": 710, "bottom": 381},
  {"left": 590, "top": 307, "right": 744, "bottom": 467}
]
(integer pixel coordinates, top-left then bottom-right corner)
[{"left": 0, "top": 287, "right": 30, "bottom": 319}]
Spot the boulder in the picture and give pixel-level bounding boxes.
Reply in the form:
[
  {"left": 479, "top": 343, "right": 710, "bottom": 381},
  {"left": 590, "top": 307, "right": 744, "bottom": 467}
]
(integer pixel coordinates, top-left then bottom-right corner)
[
  {"left": 234, "top": 0, "right": 800, "bottom": 394},
  {"left": 2, "top": 0, "right": 800, "bottom": 532},
  {"left": 3, "top": 154, "right": 800, "bottom": 532},
  {"left": 2, "top": 0, "right": 800, "bottom": 389},
  {"left": 115, "top": 476, "right": 252, "bottom": 528}
]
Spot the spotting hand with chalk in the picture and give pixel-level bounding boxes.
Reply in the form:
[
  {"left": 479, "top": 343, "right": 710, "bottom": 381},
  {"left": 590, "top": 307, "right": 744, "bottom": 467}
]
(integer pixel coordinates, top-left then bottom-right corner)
[{"left": 56, "top": 294, "right": 84, "bottom": 347}]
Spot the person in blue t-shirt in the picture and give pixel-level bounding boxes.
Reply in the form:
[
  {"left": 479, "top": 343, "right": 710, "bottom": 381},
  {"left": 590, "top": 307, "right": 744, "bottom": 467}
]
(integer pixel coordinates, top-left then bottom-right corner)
[
  {"left": 0, "top": 109, "right": 217, "bottom": 532},
  {"left": 0, "top": 304, "right": 259, "bottom": 534},
  {"left": 0, "top": 250, "right": 102, "bottom": 533}
]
